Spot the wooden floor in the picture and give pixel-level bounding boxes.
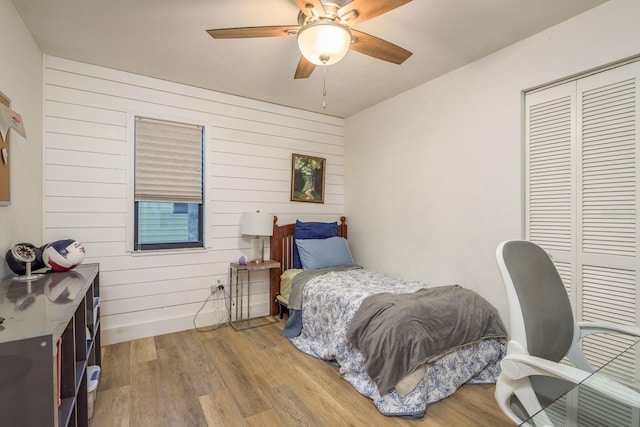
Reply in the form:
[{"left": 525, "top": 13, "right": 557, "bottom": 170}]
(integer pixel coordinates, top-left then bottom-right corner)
[{"left": 91, "top": 321, "right": 513, "bottom": 427}]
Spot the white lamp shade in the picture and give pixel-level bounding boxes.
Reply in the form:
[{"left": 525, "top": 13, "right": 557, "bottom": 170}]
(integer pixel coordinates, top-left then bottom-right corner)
[
  {"left": 297, "top": 21, "right": 351, "bottom": 65},
  {"left": 240, "top": 212, "right": 274, "bottom": 237}
]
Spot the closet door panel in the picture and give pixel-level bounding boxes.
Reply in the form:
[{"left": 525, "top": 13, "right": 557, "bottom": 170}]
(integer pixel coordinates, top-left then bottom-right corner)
[
  {"left": 576, "top": 62, "right": 640, "bottom": 374},
  {"left": 525, "top": 61, "right": 640, "bottom": 380},
  {"left": 525, "top": 81, "right": 577, "bottom": 301},
  {"left": 577, "top": 65, "right": 639, "bottom": 258}
]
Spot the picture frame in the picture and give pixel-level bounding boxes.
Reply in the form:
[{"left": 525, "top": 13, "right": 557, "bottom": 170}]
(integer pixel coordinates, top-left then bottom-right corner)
[
  {"left": 291, "top": 153, "right": 325, "bottom": 203},
  {"left": 0, "top": 90, "right": 11, "bottom": 206}
]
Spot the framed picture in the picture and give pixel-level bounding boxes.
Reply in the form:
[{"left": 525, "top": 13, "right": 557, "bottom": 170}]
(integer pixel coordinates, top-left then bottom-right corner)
[
  {"left": 291, "top": 153, "right": 325, "bottom": 203},
  {"left": 0, "top": 90, "right": 10, "bottom": 206}
]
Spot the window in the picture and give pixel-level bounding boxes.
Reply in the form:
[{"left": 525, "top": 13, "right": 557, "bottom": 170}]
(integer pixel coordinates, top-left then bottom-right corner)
[
  {"left": 172, "top": 203, "right": 189, "bottom": 214},
  {"left": 134, "top": 117, "right": 204, "bottom": 250}
]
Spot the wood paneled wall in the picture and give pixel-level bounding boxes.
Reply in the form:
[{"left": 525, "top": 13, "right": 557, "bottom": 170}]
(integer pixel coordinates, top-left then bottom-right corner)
[{"left": 43, "top": 56, "right": 345, "bottom": 344}]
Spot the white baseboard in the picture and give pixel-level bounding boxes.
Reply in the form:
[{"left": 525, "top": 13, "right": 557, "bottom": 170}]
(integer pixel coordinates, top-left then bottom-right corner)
[
  {"left": 101, "top": 301, "right": 270, "bottom": 345},
  {"left": 101, "top": 307, "right": 229, "bottom": 345}
]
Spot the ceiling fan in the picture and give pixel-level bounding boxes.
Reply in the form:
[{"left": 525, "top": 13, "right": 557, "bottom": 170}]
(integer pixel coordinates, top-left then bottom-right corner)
[{"left": 206, "top": 0, "right": 413, "bottom": 79}]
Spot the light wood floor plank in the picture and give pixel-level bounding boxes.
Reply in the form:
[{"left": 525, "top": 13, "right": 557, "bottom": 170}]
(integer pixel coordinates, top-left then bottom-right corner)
[
  {"left": 91, "top": 384, "right": 130, "bottom": 427},
  {"left": 199, "top": 389, "right": 247, "bottom": 427},
  {"left": 171, "top": 330, "right": 225, "bottom": 396},
  {"left": 244, "top": 408, "right": 284, "bottom": 427},
  {"left": 266, "top": 384, "right": 323, "bottom": 427},
  {"left": 155, "top": 345, "right": 209, "bottom": 426},
  {"left": 92, "top": 323, "right": 513, "bottom": 426},
  {"left": 99, "top": 341, "right": 130, "bottom": 390},
  {"left": 129, "top": 336, "right": 157, "bottom": 364},
  {"left": 207, "top": 329, "right": 272, "bottom": 418},
  {"left": 128, "top": 359, "right": 165, "bottom": 426},
  {"left": 283, "top": 367, "right": 389, "bottom": 427},
  {"left": 153, "top": 330, "right": 178, "bottom": 350}
]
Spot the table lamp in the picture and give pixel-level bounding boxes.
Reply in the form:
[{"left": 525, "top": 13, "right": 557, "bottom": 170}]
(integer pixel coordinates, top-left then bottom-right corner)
[{"left": 240, "top": 211, "right": 273, "bottom": 263}]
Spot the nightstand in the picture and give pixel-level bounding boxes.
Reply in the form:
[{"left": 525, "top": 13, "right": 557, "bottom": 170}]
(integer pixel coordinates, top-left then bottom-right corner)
[{"left": 228, "top": 259, "right": 281, "bottom": 330}]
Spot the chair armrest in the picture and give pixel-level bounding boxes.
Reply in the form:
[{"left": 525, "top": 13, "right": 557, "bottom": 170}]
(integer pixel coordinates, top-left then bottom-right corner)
[
  {"left": 500, "top": 353, "right": 590, "bottom": 384},
  {"left": 566, "top": 323, "right": 640, "bottom": 372},
  {"left": 578, "top": 322, "right": 640, "bottom": 339},
  {"left": 585, "top": 373, "right": 640, "bottom": 407},
  {"left": 502, "top": 353, "right": 640, "bottom": 409},
  {"left": 499, "top": 353, "right": 589, "bottom": 424}
]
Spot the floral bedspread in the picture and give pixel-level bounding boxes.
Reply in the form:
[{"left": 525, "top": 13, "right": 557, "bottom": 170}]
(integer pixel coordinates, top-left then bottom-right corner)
[{"left": 288, "top": 269, "right": 505, "bottom": 417}]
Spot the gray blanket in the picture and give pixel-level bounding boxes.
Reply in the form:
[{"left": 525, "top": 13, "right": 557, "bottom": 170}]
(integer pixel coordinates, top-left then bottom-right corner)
[{"left": 346, "top": 285, "right": 506, "bottom": 395}]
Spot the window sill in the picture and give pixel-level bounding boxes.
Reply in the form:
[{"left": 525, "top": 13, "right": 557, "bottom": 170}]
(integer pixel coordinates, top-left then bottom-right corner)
[{"left": 129, "top": 247, "right": 209, "bottom": 257}]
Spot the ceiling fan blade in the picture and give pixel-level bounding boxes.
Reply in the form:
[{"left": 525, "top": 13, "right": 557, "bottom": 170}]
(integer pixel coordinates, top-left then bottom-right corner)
[
  {"left": 207, "top": 26, "right": 299, "bottom": 39},
  {"left": 294, "top": 56, "right": 316, "bottom": 79},
  {"left": 339, "top": 0, "right": 412, "bottom": 26},
  {"left": 294, "top": 0, "right": 326, "bottom": 17},
  {"left": 350, "top": 30, "right": 412, "bottom": 64}
]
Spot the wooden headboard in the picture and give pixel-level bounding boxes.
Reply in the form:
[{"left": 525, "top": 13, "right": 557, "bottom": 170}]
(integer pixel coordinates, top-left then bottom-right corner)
[{"left": 269, "top": 216, "right": 347, "bottom": 315}]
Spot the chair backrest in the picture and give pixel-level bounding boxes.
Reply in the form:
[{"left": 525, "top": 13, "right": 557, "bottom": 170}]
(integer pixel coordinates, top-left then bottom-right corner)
[{"left": 497, "top": 240, "right": 575, "bottom": 362}]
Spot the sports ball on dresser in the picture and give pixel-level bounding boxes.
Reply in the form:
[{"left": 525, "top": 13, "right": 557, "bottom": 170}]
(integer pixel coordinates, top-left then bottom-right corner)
[{"left": 42, "top": 239, "right": 86, "bottom": 271}]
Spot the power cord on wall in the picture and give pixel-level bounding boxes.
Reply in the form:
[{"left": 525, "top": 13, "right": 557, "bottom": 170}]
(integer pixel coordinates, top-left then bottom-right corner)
[{"left": 193, "top": 283, "right": 231, "bottom": 333}]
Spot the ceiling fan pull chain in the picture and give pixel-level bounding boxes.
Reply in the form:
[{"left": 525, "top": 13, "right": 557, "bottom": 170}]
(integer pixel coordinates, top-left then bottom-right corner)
[{"left": 322, "top": 63, "right": 327, "bottom": 109}]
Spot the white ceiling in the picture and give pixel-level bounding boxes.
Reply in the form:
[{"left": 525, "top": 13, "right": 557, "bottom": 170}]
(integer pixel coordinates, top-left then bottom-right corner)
[{"left": 12, "top": 0, "right": 607, "bottom": 118}]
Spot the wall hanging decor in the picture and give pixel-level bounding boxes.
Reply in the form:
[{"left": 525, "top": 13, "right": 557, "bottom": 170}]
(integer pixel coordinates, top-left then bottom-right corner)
[
  {"left": 291, "top": 153, "right": 325, "bottom": 203},
  {"left": 0, "top": 91, "right": 11, "bottom": 206},
  {"left": 0, "top": 90, "right": 26, "bottom": 206}
]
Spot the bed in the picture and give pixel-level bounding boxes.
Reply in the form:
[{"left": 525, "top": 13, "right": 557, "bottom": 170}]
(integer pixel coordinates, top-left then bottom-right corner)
[{"left": 269, "top": 217, "right": 506, "bottom": 418}]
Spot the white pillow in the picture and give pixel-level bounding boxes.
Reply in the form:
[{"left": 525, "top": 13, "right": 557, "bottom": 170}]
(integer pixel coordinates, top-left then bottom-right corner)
[{"left": 295, "top": 236, "right": 354, "bottom": 270}]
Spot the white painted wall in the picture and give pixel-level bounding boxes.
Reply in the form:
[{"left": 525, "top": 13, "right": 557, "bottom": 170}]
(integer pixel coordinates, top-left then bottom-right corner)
[
  {"left": 0, "top": 0, "right": 43, "bottom": 279},
  {"left": 43, "top": 56, "right": 344, "bottom": 344},
  {"left": 345, "top": 0, "right": 640, "bottom": 328}
]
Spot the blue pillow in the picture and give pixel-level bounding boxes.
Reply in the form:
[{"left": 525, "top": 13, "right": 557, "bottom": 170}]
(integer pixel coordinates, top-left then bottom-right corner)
[
  {"left": 292, "top": 220, "right": 338, "bottom": 268},
  {"left": 296, "top": 237, "right": 354, "bottom": 270}
]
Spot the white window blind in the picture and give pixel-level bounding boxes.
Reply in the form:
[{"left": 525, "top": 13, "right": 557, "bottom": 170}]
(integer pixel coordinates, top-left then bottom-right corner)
[{"left": 135, "top": 117, "right": 203, "bottom": 203}]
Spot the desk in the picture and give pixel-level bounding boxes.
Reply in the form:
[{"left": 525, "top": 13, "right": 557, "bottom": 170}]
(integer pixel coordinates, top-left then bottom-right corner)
[
  {"left": 521, "top": 339, "right": 640, "bottom": 426},
  {"left": 228, "top": 260, "right": 280, "bottom": 331}
]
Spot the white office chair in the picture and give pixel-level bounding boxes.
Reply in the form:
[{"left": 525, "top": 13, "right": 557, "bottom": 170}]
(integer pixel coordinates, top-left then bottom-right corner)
[{"left": 495, "top": 240, "right": 640, "bottom": 425}]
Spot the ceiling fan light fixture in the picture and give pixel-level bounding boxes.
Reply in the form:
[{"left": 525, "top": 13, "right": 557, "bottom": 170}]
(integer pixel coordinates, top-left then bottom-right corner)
[{"left": 297, "top": 20, "right": 351, "bottom": 66}]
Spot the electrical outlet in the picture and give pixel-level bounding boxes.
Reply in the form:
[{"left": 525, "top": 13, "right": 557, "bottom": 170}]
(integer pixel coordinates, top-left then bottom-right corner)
[{"left": 216, "top": 279, "right": 224, "bottom": 291}]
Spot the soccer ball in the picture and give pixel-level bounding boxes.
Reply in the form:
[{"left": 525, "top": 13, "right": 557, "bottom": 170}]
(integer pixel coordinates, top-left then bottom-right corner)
[{"left": 42, "top": 239, "right": 86, "bottom": 271}]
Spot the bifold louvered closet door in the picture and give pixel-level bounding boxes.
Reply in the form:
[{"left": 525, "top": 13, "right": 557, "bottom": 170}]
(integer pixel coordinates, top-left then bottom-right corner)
[{"left": 525, "top": 60, "right": 640, "bottom": 383}]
